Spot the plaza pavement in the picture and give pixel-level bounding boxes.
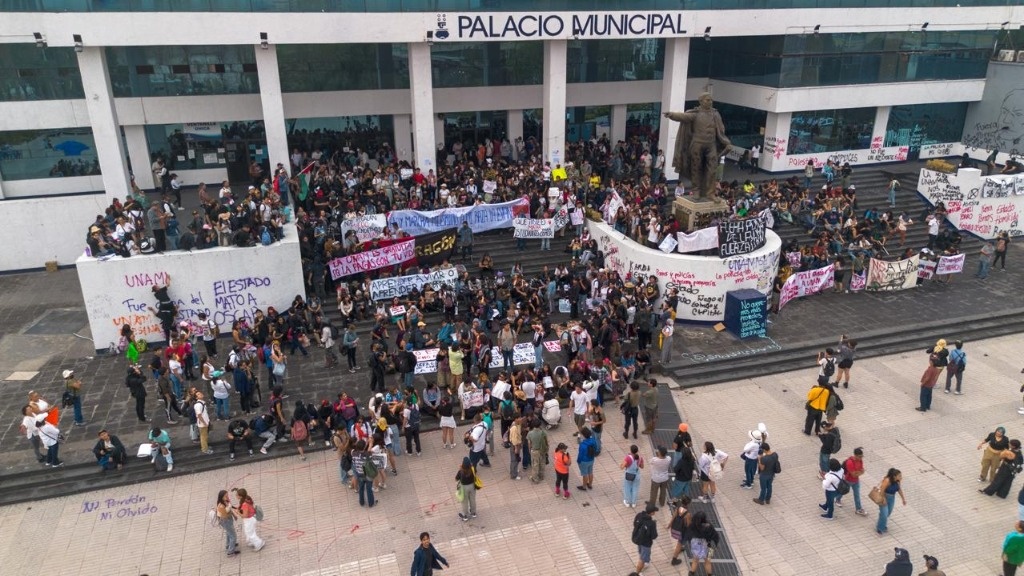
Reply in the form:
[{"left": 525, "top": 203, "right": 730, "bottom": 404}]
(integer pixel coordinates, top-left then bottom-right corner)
[{"left": 0, "top": 333, "right": 1020, "bottom": 576}]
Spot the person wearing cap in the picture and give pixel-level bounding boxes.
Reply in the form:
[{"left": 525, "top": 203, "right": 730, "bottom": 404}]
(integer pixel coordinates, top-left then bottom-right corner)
[
  {"left": 62, "top": 368, "right": 86, "bottom": 426},
  {"left": 882, "top": 547, "right": 913, "bottom": 576},
  {"left": 628, "top": 503, "right": 659, "bottom": 576},
  {"left": 740, "top": 428, "right": 764, "bottom": 489},
  {"left": 918, "top": 554, "right": 945, "bottom": 576},
  {"left": 93, "top": 429, "right": 127, "bottom": 471}
]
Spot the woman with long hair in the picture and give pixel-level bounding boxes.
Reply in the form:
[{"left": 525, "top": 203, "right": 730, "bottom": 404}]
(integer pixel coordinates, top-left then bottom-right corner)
[
  {"left": 233, "top": 488, "right": 265, "bottom": 551},
  {"left": 455, "top": 456, "right": 478, "bottom": 521},
  {"left": 621, "top": 444, "right": 644, "bottom": 508},
  {"left": 215, "top": 490, "right": 239, "bottom": 557},
  {"left": 697, "top": 441, "right": 728, "bottom": 503},
  {"left": 876, "top": 468, "right": 906, "bottom": 535}
]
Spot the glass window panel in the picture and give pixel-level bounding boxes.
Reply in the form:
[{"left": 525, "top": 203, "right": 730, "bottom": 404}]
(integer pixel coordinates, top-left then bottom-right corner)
[
  {"left": 0, "top": 127, "right": 99, "bottom": 180},
  {"left": 430, "top": 42, "right": 541, "bottom": 88},
  {"left": 0, "top": 44, "right": 84, "bottom": 101},
  {"left": 145, "top": 123, "right": 226, "bottom": 170},
  {"left": 105, "top": 45, "right": 260, "bottom": 97},
  {"left": 788, "top": 107, "right": 875, "bottom": 154},
  {"left": 885, "top": 102, "right": 967, "bottom": 152},
  {"left": 567, "top": 39, "right": 665, "bottom": 83},
  {"left": 626, "top": 102, "right": 662, "bottom": 143},
  {"left": 285, "top": 115, "right": 395, "bottom": 159},
  {"left": 278, "top": 44, "right": 409, "bottom": 92},
  {"left": 713, "top": 102, "right": 766, "bottom": 150}
]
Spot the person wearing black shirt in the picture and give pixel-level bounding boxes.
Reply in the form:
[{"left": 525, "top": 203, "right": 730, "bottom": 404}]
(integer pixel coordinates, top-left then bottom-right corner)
[
  {"left": 232, "top": 224, "right": 254, "bottom": 248},
  {"left": 227, "top": 418, "right": 254, "bottom": 460},
  {"left": 125, "top": 365, "right": 148, "bottom": 422}
]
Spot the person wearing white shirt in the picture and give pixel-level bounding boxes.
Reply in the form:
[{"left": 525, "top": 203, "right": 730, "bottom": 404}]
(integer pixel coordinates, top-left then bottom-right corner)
[
  {"left": 569, "top": 383, "right": 589, "bottom": 437},
  {"left": 697, "top": 442, "right": 728, "bottom": 502},
  {"left": 740, "top": 429, "right": 765, "bottom": 488},
  {"left": 37, "top": 420, "right": 63, "bottom": 467},
  {"left": 820, "top": 459, "right": 843, "bottom": 519},
  {"left": 660, "top": 320, "right": 674, "bottom": 364},
  {"left": 195, "top": 391, "right": 212, "bottom": 454},
  {"left": 646, "top": 217, "right": 661, "bottom": 248},
  {"left": 648, "top": 446, "right": 673, "bottom": 507},
  {"left": 20, "top": 406, "right": 45, "bottom": 463}
]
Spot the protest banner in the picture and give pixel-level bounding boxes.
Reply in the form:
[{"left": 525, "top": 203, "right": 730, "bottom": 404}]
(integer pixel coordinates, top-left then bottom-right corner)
[
  {"left": 413, "top": 342, "right": 537, "bottom": 374},
  {"left": 936, "top": 253, "right": 965, "bottom": 275},
  {"left": 370, "top": 267, "right": 460, "bottom": 301},
  {"left": 513, "top": 218, "right": 555, "bottom": 239},
  {"left": 779, "top": 264, "right": 834, "bottom": 310},
  {"left": 659, "top": 235, "right": 678, "bottom": 253},
  {"left": 328, "top": 239, "right": 416, "bottom": 279},
  {"left": 866, "top": 256, "right": 919, "bottom": 291},
  {"left": 918, "top": 259, "right": 937, "bottom": 280},
  {"left": 543, "top": 340, "right": 562, "bottom": 353},
  {"left": 389, "top": 305, "right": 406, "bottom": 317},
  {"left": 341, "top": 214, "right": 388, "bottom": 243},
  {"left": 413, "top": 228, "right": 458, "bottom": 267},
  {"left": 553, "top": 205, "right": 570, "bottom": 230},
  {"left": 718, "top": 218, "right": 767, "bottom": 257},
  {"left": 387, "top": 198, "right": 529, "bottom": 235},
  {"left": 849, "top": 271, "right": 866, "bottom": 292},
  {"left": 676, "top": 227, "right": 718, "bottom": 253}
]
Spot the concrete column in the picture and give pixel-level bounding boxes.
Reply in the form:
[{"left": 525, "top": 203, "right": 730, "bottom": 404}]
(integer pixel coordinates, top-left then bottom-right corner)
[
  {"left": 122, "top": 125, "right": 154, "bottom": 189},
  {"left": 761, "top": 112, "right": 792, "bottom": 173},
  {"left": 408, "top": 42, "right": 437, "bottom": 171},
  {"left": 392, "top": 114, "right": 413, "bottom": 164},
  {"left": 542, "top": 40, "right": 567, "bottom": 166},
  {"left": 75, "top": 46, "right": 131, "bottom": 203},
  {"left": 657, "top": 38, "right": 691, "bottom": 182},
  {"left": 611, "top": 104, "right": 628, "bottom": 145},
  {"left": 0, "top": 167, "right": 5, "bottom": 199},
  {"left": 434, "top": 114, "right": 445, "bottom": 163},
  {"left": 872, "top": 106, "right": 891, "bottom": 149},
  {"left": 254, "top": 45, "right": 290, "bottom": 174},
  {"left": 507, "top": 109, "right": 524, "bottom": 149}
]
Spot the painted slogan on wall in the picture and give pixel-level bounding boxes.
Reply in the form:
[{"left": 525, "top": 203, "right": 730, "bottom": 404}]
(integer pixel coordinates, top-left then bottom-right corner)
[{"left": 917, "top": 168, "right": 1023, "bottom": 240}]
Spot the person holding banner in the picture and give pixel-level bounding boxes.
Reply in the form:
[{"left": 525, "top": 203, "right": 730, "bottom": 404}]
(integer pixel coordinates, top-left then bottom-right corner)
[{"left": 917, "top": 340, "right": 948, "bottom": 412}]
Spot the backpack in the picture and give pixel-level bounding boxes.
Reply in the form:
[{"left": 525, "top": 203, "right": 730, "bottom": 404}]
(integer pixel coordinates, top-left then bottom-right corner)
[
  {"left": 500, "top": 399, "right": 517, "bottom": 420},
  {"left": 709, "top": 456, "right": 724, "bottom": 481},
  {"left": 398, "top": 351, "right": 414, "bottom": 374},
  {"left": 407, "top": 406, "right": 421, "bottom": 428},
  {"left": 830, "top": 428, "right": 842, "bottom": 454},
  {"left": 362, "top": 456, "right": 379, "bottom": 479},
  {"left": 329, "top": 323, "right": 339, "bottom": 340},
  {"left": 831, "top": 472, "right": 851, "bottom": 495},
  {"left": 291, "top": 419, "right": 308, "bottom": 442},
  {"left": 772, "top": 456, "right": 782, "bottom": 474},
  {"left": 260, "top": 227, "right": 272, "bottom": 246},
  {"left": 822, "top": 358, "right": 835, "bottom": 378},
  {"left": 832, "top": 392, "right": 844, "bottom": 412},
  {"left": 631, "top": 513, "right": 650, "bottom": 545}
]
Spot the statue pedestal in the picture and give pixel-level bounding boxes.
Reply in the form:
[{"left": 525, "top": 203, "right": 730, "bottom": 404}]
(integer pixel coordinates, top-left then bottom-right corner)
[{"left": 673, "top": 196, "right": 731, "bottom": 232}]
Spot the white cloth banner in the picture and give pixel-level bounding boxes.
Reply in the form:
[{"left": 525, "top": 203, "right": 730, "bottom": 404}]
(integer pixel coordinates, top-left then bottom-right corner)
[
  {"left": 918, "top": 259, "right": 937, "bottom": 280},
  {"left": 369, "top": 268, "right": 460, "bottom": 301},
  {"left": 328, "top": 239, "right": 416, "bottom": 279},
  {"left": 676, "top": 227, "right": 719, "bottom": 253},
  {"left": 866, "top": 256, "right": 919, "bottom": 291},
  {"left": 513, "top": 218, "right": 555, "bottom": 239},
  {"left": 341, "top": 214, "right": 388, "bottom": 243},
  {"left": 849, "top": 271, "right": 866, "bottom": 292},
  {"left": 779, "top": 264, "right": 834, "bottom": 310},
  {"left": 659, "top": 235, "right": 678, "bottom": 253},
  {"left": 570, "top": 208, "right": 585, "bottom": 226},
  {"left": 936, "top": 253, "right": 965, "bottom": 275},
  {"left": 414, "top": 342, "right": 538, "bottom": 374}
]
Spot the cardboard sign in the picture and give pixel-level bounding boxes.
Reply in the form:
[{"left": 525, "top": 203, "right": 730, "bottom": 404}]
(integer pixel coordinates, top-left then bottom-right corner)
[
  {"left": 849, "top": 271, "right": 866, "bottom": 292},
  {"left": 389, "top": 305, "right": 406, "bottom": 317},
  {"left": 513, "top": 218, "right": 555, "bottom": 239},
  {"left": 341, "top": 214, "right": 387, "bottom": 243},
  {"left": 918, "top": 259, "right": 937, "bottom": 280},
  {"left": 718, "top": 218, "right": 767, "bottom": 258},
  {"left": 460, "top": 390, "right": 486, "bottom": 408},
  {"left": 659, "top": 235, "right": 678, "bottom": 254}
]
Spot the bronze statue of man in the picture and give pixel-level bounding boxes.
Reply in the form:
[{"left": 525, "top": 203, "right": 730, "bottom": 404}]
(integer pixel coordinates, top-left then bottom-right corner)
[{"left": 664, "top": 93, "right": 731, "bottom": 199}]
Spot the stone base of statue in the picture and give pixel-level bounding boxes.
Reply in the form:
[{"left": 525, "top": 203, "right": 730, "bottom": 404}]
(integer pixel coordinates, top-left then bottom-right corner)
[{"left": 673, "top": 196, "right": 731, "bottom": 232}]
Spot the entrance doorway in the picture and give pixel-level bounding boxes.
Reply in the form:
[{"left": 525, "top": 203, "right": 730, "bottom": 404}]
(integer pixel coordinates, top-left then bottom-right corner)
[
  {"left": 441, "top": 111, "right": 507, "bottom": 161},
  {"left": 224, "top": 140, "right": 263, "bottom": 191}
]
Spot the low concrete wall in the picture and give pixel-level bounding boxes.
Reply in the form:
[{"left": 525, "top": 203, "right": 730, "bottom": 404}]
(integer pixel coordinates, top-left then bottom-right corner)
[
  {"left": 1, "top": 193, "right": 109, "bottom": 271},
  {"left": 587, "top": 220, "right": 781, "bottom": 322},
  {"left": 75, "top": 222, "right": 303, "bottom": 351}
]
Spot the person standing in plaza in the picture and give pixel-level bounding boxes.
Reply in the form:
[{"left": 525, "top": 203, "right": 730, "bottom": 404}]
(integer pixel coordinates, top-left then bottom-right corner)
[
  {"left": 887, "top": 177, "right": 900, "bottom": 207},
  {"left": 234, "top": 488, "right": 265, "bottom": 552},
  {"left": 641, "top": 378, "right": 659, "bottom": 435},
  {"left": 753, "top": 442, "right": 779, "bottom": 505},
  {"left": 697, "top": 441, "right": 728, "bottom": 503},
  {"left": 628, "top": 503, "right": 659, "bottom": 576},
  {"left": 835, "top": 335, "right": 856, "bottom": 389},
  {"left": 36, "top": 419, "right": 62, "bottom": 467},
  {"left": 623, "top": 381, "right": 641, "bottom": 440},
  {"left": 917, "top": 340, "right": 947, "bottom": 412},
  {"left": 195, "top": 390, "right": 212, "bottom": 454},
  {"left": 62, "top": 369, "right": 86, "bottom": 426},
  {"left": 660, "top": 320, "right": 674, "bottom": 364},
  {"left": 587, "top": 399, "right": 605, "bottom": 456},
  {"left": 618, "top": 440, "right": 643, "bottom": 504},
  {"left": 980, "top": 438, "right": 1023, "bottom": 498},
  {"left": 817, "top": 421, "right": 841, "bottom": 479},
  {"left": 980, "top": 427, "right": 1012, "bottom": 483},
  {"left": 994, "top": 231, "right": 1010, "bottom": 272},
  {"left": 836, "top": 447, "right": 867, "bottom": 516},
  {"left": 876, "top": 467, "right": 906, "bottom": 535},
  {"left": 944, "top": 340, "right": 966, "bottom": 395},
  {"left": 685, "top": 511, "right": 720, "bottom": 576},
  {"left": 569, "top": 382, "right": 588, "bottom": 438},
  {"left": 215, "top": 490, "right": 239, "bottom": 557},
  {"left": 198, "top": 312, "right": 218, "bottom": 358},
  {"left": 803, "top": 379, "right": 830, "bottom": 435},
  {"left": 410, "top": 531, "right": 449, "bottom": 576},
  {"left": 351, "top": 439, "right": 376, "bottom": 507},
  {"left": 740, "top": 428, "right": 764, "bottom": 489},
  {"left": 526, "top": 418, "right": 549, "bottom": 484},
  {"left": 553, "top": 442, "right": 571, "bottom": 499},
  {"left": 20, "top": 405, "right": 46, "bottom": 464},
  {"left": 978, "top": 240, "right": 995, "bottom": 279},
  {"left": 577, "top": 428, "right": 597, "bottom": 492},
  {"left": 648, "top": 446, "right": 672, "bottom": 508},
  {"left": 819, "top": 458, "right": 843, "bottom": 520},
  {"left": 455, "top": 457, "right": 478, "bottom": 521},
  {"left": 125, "top": 364, "right": 149, "bottom": 423},
  {"left": 667, "top": 495, "right": 692, "bottom": 566},
  {"left": 749, "top": 144, "right": 760, "bottom": 173},
  {"left": 1002, "top": 521, "right": 1024, "bottom": 576},
  {"left": 507, "top": 416, "right": 522, "bottom": 480}
]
